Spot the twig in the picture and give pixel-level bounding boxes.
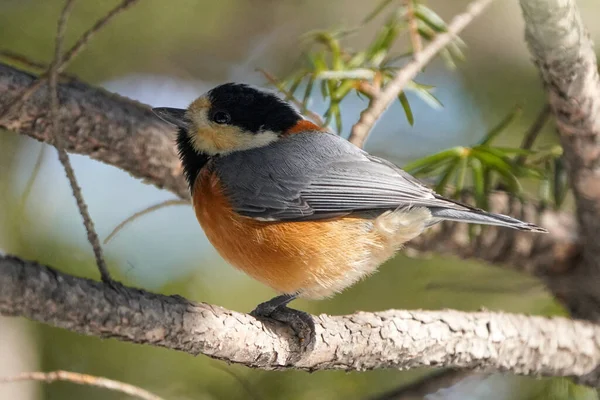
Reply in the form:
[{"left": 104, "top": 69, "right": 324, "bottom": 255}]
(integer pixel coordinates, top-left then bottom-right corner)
[
  {"left": 49, "top": 0, "right": 111, "bottom": 282},
  {"left": 0, "top": 0, "right": 140, "bottom": 119},
  {"left": 0, "top": 50, "right": 48, "bottom": 71},
  {"left": 18, "top": 145, "right": 46, "bottom": 210},
  {"left": 0, "top": 371, "right": 164, "bottom": 400},
  {"left": 257, "top": 69, "right": 324, "bottom": 125},
  {"left": 515, "top": 104, "right": 551, "bottom": 166},
  {"left": 349, "top": 0, "right": 495, "bottom": 148},
  {"left": 317, "top": 69, "right": 376, "bottom": 80},
  {"left": 212, "top": 363, "right": 262, "bottom": 400},
  {"left": 368, "top": 369, "right": 475, "bottom": 400},
  {"left": 0, "top": 49, "right": 80, "bottom": 82},
  {"left": 104, "top": 199, "right": 190, "bottom": 245},
  {"left": 405, "top": 0, "right": 422, "bottom": 56}
]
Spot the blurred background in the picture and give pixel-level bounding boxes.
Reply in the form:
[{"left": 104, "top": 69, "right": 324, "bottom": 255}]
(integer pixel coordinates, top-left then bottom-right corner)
[{"left": 0, "top": 0, "right": 598, "bottom": 399}]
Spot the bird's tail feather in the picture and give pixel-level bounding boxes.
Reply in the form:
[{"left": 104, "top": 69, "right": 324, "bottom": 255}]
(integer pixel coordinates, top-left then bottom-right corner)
[{"left": 428, "top": 207, "right": 547, "bottom": 233}]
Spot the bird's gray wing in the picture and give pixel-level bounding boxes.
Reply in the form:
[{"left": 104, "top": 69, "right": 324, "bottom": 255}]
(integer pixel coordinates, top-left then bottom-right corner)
[{"left": 213, "top": 132, "right": 455, "bottom": 221}]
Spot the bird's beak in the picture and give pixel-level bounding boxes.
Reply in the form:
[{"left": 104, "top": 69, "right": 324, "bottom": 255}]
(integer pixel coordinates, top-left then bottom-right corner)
[{"left": 152, "top": 107, "right": 189, "bottom": 129}]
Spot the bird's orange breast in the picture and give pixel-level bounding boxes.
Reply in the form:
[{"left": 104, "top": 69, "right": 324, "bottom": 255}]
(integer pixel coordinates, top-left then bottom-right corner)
[{"left": 192, "top": 168, "right": 389, "bottom": 299}]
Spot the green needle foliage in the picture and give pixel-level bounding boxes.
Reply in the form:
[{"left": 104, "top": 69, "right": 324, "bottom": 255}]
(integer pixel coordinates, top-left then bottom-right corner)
[
  {"left": 403, "top": 107, "right": 564, "bottom": 209},
  {"left": 265, "top": 0, "right": 568, "bottom": 210},
  {"left": 271, "top": 0, "right": 459, "bottom": 133}
]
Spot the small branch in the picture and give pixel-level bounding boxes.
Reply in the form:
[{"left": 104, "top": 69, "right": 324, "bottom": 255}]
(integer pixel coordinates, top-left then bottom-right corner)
[
  {"left": 405, "top": 0, "right": 423, "bottom": 56},
  {"left": 349, "top": 0, "right": 495, "bottom": 148},
  {"left": 49, "top": 0, "right": 111, "bottom": 282},
  {"left": 0, "top": 50, "right": 49, "bottom": 71},
  {"left": 369, "top": 369, "right": 475, "bottom": 400},
  {"left": 0, "top": 0, "right": 140, "bottom": 120},
  {"left": 211, "top": 363, "right": 262, "bottom": 400},
  {"left": 516, "top": 104, "right": 551, "bottom": 166},
  {"left": 58, "top": 0, "right": 140, "bottom": 75},
  {"left": 520, "top": 104, "right": 551, "bottom": 152},
  {"left": 2, "top": 254, "right": 600, "bottom": 386},
  {"left": 18, "top": 145, "right": 46, "bottom": 210},
  {"left": 317, "top": 69, "right": 376, "bottom": 80},
  {"left": 258, "top": 69, "right": 324, "bottom": 126},
  {"left": 0, "top": 371, "right": 164, "bottom": 400},
  {"left": 104, "top": 199, "right": 190, "bottom": 244}
]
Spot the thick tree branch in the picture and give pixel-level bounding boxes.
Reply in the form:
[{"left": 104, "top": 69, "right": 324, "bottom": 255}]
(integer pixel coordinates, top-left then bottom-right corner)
[
  {"left": 2, "top": 254, "right": 600, "bottom": 386},
  {"left": 0, "top": 62, "right": 578, "bottom": 280},
  {"left": 520, "top": 0, "right": 600, "bottom": 320},
  {"left": 0, "top": 63, "right": 188, "bottom": 199}
]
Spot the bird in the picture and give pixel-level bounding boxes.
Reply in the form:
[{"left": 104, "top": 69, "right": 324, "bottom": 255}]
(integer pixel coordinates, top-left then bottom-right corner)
[{"left": 153, "top": 82, "right": 547, "bottom": 336}]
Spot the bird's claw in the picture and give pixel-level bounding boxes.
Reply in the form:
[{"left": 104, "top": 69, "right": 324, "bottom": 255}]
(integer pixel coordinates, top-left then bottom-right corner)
[{"left": 251, "top": 303, "right": 314, "bottom": 345}]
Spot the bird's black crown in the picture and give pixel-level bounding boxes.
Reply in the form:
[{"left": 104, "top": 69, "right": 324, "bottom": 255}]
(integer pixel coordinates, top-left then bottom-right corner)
[{"left": 206, "top": 83, "right": 301, "bottom": 134}]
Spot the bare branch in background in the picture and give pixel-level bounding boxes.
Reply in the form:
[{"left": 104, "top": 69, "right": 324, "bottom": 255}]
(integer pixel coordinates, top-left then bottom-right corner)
[
  {"left": 404, "top": 0, "right": 422, "bottom": 56},
  {"left": 47, "top": 0, "right": 112, "bottom": 282},
  {"left": 348, "top": 0, "right": 495, "bottom": 148},
  {"left": 2, "top": 254, "right": 600, "bottom": 385},
  {"left": 519, "top": 0, "right": 600, "bottom": 320},
  {"left": 0, "top": 50, "right": 51, "bottom": 72},
  {"left": 258, "top": 69, "right": 324, "bottom": 126},
  {"left": 0, "top": 0, "right": 140, "bottom": 120},
  {"left": 369, "top": 369, "right": 476, "bottom": 400},
  {"left": 0, "top": 371, "right": 164, "bottom": 400},
  {"left": 104, "top": 199, "right": 190, "bottom": 244},
  {"left": 515, "top": 104, "right": 551, "bottom": 166}
]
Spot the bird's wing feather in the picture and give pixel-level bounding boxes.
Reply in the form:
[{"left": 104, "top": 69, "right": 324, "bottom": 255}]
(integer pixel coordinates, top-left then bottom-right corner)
[{"left": 214, "top": 132, "right": 462, "bottom": 221}]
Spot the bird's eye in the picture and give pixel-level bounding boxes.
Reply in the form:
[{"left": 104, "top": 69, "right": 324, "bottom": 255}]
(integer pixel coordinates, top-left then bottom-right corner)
[{"left": 212, "top": 111, "right": 231, "bottom": 124}]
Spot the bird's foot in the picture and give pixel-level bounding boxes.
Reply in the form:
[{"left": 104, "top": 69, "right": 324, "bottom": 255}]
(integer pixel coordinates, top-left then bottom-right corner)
[{"left": 250, "top": 295, "right": 314, "bottom": 345}]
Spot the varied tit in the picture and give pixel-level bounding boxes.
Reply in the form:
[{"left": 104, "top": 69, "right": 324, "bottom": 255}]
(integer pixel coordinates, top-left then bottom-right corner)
[{"left": 153, "top": 83, "right": 547, "bottom": 333}]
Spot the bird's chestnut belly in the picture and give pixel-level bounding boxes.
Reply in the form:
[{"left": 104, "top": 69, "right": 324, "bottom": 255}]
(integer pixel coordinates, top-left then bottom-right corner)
[{"left": 192, "top": 172, "right": 389, "bottom": 298}]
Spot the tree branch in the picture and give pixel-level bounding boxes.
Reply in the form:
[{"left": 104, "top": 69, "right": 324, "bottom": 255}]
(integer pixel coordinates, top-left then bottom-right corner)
[
  {"left": 369, "top": 369, "right": 475, "bottom": 400},
  {"left": 0, "top": 371, "right": 164, "bottom": 400},
  {"left": 348, "top": 0, "right": 495, "bottom": 147},
  {"left": 2, "top": 253, "right": 600, "bottom": 386},
  {"left": 519, "top": 0, "right": 600, "bottom": 320},
  {"left": 0, "top": 63, "right": 188, "bottom": 199},
  {"left": 47, "top": 0, "right": 112, "bottom": 282},
  {"left": 0, "top": 0, "right": 140, "bottom": 121}
]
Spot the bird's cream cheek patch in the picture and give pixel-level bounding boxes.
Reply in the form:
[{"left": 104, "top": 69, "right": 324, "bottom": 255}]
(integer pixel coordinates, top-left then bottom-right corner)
[{"left": 185, "top": 97, "right": 279, "bottom": 155}]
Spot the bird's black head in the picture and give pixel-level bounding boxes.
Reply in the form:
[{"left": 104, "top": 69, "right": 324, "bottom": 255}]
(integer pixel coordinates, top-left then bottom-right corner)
[
  {"left": 205, "top": 83, "right": 302, "bottom": 136},
  {"left": 152, "top": 82, "right": 304, "bottom": 189}
]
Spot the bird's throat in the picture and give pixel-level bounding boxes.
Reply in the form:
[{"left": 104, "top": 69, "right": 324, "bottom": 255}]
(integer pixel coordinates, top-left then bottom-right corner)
[{"left": 176, "top": 128, "right": 211, "bottom": 190}]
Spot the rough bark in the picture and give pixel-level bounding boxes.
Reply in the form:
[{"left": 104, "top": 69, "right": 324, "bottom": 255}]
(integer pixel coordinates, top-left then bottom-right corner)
[
  {"left": 0, "top": 63, "right": 188, "bottom": 199},
  {"left": 3, "top": 254, "right": 600, "bottom": 386},
  {"left": 520, "top": 0, "right": 600, "bottom": 320}
]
